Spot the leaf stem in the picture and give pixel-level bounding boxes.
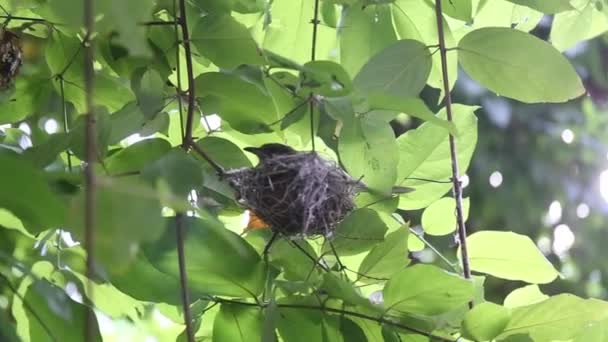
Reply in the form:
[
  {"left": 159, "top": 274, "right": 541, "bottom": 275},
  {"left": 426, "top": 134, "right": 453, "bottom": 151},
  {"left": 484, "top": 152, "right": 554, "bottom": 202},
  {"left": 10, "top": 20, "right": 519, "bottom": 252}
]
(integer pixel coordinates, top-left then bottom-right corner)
[
  {"left": 433, "top": 0, "right": 473, "bottom": 302},
  {"left": 309, "top": 0, "right": 321, "bottom": 151}
]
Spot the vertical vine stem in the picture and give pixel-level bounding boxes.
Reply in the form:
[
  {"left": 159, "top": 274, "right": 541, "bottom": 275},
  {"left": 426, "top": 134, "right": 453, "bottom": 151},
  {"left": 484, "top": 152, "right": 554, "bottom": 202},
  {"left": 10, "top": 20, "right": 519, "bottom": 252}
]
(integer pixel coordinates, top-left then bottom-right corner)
[
  {"left": 433, "top": 0, "right": 473, "bottom": 294},
  {"left": 83, "top": 0, "right": 98, "bottom": 337},
  {"left": 309, "top": 0, "right": 321, "bottom": 151},
  {"left": 175, "top": 0, "right": 196, "bottom": 340}
]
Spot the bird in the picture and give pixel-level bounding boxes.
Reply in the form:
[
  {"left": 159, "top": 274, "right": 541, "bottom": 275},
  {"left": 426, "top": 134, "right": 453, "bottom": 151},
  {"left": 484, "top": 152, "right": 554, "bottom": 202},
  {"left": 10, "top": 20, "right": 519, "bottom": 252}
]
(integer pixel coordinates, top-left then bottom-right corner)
[{"left": 243, "top": 143, "right": 414, "bottom": 195}]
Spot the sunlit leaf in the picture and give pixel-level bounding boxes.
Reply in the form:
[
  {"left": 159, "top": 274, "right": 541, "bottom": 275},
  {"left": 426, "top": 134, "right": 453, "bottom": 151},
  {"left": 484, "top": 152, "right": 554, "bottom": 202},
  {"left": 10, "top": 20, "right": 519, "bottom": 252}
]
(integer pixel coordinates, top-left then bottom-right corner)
[
  {"left": 461, "top": 302, "right": 511, "bottom": 341},
  {"left": 462, "top": 231, "right": 559, "bottom": 283},
  {"left": 458, "top": 27, "right": 585, "bottom": 103}
]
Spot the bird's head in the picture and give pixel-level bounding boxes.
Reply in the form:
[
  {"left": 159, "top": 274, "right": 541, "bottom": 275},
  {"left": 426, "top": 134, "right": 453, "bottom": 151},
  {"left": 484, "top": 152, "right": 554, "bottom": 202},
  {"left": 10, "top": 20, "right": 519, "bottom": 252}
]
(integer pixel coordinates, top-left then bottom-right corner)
[{"left": 244, "top": 143, "right": 298, "bottom": 161}]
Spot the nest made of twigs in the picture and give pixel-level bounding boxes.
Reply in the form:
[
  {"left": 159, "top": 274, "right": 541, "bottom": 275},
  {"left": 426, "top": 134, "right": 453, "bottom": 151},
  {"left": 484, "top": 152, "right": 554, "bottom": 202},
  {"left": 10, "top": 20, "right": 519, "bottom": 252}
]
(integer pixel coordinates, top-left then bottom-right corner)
[
  {"left": 0, "top": 29, "right": 21, "bottom": 90},
  {"left": 226, "top": 151, "right": 357, "bottom": 237}
]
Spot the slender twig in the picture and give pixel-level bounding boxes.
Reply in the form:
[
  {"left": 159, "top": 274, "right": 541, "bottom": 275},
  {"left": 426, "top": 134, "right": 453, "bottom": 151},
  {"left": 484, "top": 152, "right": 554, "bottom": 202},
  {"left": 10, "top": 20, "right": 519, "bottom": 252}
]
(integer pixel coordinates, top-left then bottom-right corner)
[
  {"left": 139, "top": 20, "right": 178, "bottom": 26},
  {"left": 433, "top": 0, "right": 472, "bottom": 303},
  {"left": 59, "top": 78, "right": 73, "bottom": 171},
  {"left": 0, "top": 274, "right": 58, "bottom": 342},
  {"left": 308, "top": 0, "right": 321, "bottom": 151},
  {"left": 83, "top": 0, "right": 98, "bottom": 337},
  {"left": 174, "top": 214, "right": 195, "bottom": 342},
  {"left": 189, "top": 142, "right": 225, "bottom": 175},
  {"left": 174, "top": 0, "right": 197, "bottom": 339},
  {"left": 177, "top": 0, "right": 196, "bottom": 144},
  {"left": 211, "top": 297, "right": 456, "bottom": 342},
  {"left": 408, "top": 228, "right": 459, "bottom": 273}
]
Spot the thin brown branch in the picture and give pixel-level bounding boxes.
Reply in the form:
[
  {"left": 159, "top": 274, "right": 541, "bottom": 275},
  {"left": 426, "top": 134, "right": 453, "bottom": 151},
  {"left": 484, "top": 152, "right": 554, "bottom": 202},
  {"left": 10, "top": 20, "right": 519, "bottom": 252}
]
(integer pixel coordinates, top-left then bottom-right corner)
[
  {"left": 433, "top": 0, "right": 472, "bottom": 304},
  {"left": 175, "top": 0, "right": 197, "bottom": 339},
  {"left": 211, "top": 297, "right": 456, "bottom": 342},
  {"left": 175, "top": 214, "right": 195, "bottom": 342},
  {"left": 83, "top": 0, "right": 98, "bottom": 338}
]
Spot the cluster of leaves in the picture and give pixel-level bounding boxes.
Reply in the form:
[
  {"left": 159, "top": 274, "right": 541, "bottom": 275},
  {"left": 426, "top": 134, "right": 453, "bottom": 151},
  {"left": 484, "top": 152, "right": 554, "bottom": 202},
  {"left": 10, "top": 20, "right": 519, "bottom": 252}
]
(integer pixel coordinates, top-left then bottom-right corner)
[{"left": 0, "top": 0, "right": 607, "bottom": 341}]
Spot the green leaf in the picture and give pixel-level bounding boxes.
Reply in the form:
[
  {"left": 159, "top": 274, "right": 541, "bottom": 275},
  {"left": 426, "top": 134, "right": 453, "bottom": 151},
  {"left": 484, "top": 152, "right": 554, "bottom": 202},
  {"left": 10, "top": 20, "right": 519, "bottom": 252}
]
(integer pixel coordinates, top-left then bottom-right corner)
[
  {"left": 421, "top": 197, "right": 470, "bottom": 236},
  {"left": 270, "top": 239, "right": 322, "bottom": 282},
  {"left": 497, "top": 295, "right": 608, "bottom": 341},
  {"left": 66, "top": 177, "right": 165, "bottom": 274},
  {"left": 275, "top": 296, "right": 342, "bottom": 342},
  {"left": 23, "top": 133, "right": 72, "bottom": 168},
  {"left": 13, "top": 280, "right": 102, "bottom": 342},
  {"left": 397, "top": 105, "right": 477, "bottom": 210},
  {"left": 191, "top": 14, "right": 264, "bottom": 68},
  {"left": 263, "top": 0, "right": 335, "bottom": 65},
  {"left": 321, "top": 272, "right": 376, "bottom": 309},
  {"left": 328, "top": 209, "right": 388, "bottom": 256},
  {"left": 365, "top": 94, "right": 455, "bottom": 133},
  {"left": 384, "top": 264, "right": 474, "bottom": 316},
  {"left": 458, "top": 27, "right": 585, "bottom": 103},
  {"left": 144, "top": 216, "right": 266, "bottom": 297},
  {"left": 111, "top": 252, "right": 184, "bottom": 305},
  {"left": 340, "top": 3, "right": 398, "bottom": 76},
  {"left": 141, "top": 148, "right": 204, "bottom": 198},
  {"left": 45, "top": 32, "right": 135, "bottom": 114},
  {"left": 462, "top": 231, "right": 559, "bottom": 283},
  {"left": 339, "top": 115, "right": 399, "bottom": 193},
  {"left": 354, "top": 39, "right": 431, "bottom": 98},
  {"left": 135, "top": 69, "right": 166, "bottom": 119},
  {"left": 431, "top": 0, "right": 472, "bottom": 21},
  {"left": 0, "top": 153, "right": 65, "bottom": 232},
  {"left": 213, "top": 304, "right": 263, "bottom": 342},
  {"left": 195, "top": 72, "right": 278, "bottom": 133},
  {"left": 461, "top": 302, "right": 511, "bottom": 341},
  {"left": 358, "top": 227, "right": 410, "bottom": 282},
  {"left": 106, "top": 138, "right": 172, "bottom": 175},
  {"left": 550, "top": 4, "right": 608, "bottom": 52},
  {"left": 503, "top": 285, "right": 549, "bottom": 308},
  {"left": 504, "top": 0, "right": 573, "bottom": 13},
  {"left": 300, "top": 61, "right": 354, "bottom": 97},
  {"left": 0, "top": 75, "right": 53, "bottom": 125}
]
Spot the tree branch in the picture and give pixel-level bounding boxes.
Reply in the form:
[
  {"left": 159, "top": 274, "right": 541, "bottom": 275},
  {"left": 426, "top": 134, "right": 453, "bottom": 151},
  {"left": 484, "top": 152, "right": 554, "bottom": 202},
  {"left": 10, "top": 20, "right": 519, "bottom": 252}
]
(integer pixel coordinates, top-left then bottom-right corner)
[
  {"left": 211, "top": 297, "right": 456, "bottom": 342},
  {"left": 308, "top": 0, "right": 321, "bottom": 151},
  {"left": 83, "top": 0, "right": 98, "bottom": 338},
  {"left": 433, "top": 0, "right": 473, "bottom": 302}
]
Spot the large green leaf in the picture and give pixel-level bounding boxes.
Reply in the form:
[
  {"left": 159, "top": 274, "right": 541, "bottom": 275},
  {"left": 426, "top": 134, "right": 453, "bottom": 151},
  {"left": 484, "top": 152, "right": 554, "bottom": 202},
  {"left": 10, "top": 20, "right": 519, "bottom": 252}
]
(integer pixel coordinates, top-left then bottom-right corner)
[
  {"left": 105, "top": 138, "right": 172, "bottom": 175},
  {"left": 213, "top": 304, "right": 263, "bottom": 342},
  {"left": 504, "top": 0, "right": 573, "bottom": 13},
  {"left": 397, "top": 105, "right": 477, "bottom": 210},
  {"left": 141, "top": 148, "right": 204, "bottom": 198},
  {"left": 195, "top": 72, "right": 279, "bottom": 133},
  {"left": 458, "top": 27, "right": 585, "bottom": 103},
  {"left": 275, "top": 296, "right": 343, "bottom": 342},
  {"left": 550, "top": 3, "right": 608, "bottom": 52},
  {"left": 66, "top": 177, "right": 166, "bottom": 274},
  {"left": 503, "top": 285, "right": 549, "bottom": 308},
  {"left": 461, "top": 231, "right": 559, "bottom": 283},
  {"left": 354, "top": 39, "right": 432, "bottom": 98},
  {"left": 497, "top": 295, "right": 608, "bottom": 341},
  {"left": 339, "top": 114, "right": 399, "bottom": 193},
  {"left": 357, "top": 227, "right": 409, "bottom": 282},
  {"left": 421, "top": 197, "right": 470, "bottom": 236},
  {"left": 430, "top": 0, "right": 473, "bottom": 22},
  {"left": 340, "top": 2, "right": 398, "bottom": 76},
  {"left": 327, "top": 208, "right": 388, "bottom": 256},
  {"left": 391, "top": 0, "right": 458, "bottom": 97},
  {"left": 461, "top": 302, "right": 511, "bottom": 341},
  {"left": 365, "top": 94, "right": 455, "bottom": 132},
  {"left": 191, "top": 14, "right": 264, "bottom": 68},
  {"left": 300, "top": 61, "right": 354, "bottom": 97},
  {"left": 384, "top": 264, "right": 474, "bottom": 316},
  {"left": 12, "top": 279, "right": 102, "bottom": 342},
  {"left": 144, "top": 216, "right": 266, "bottom": 297},
  {"left": 0, "top": 153, "right": 65, "bottom": 233},
  {"left": 263, "top": 0, "right": 335, "bottom": 64}
]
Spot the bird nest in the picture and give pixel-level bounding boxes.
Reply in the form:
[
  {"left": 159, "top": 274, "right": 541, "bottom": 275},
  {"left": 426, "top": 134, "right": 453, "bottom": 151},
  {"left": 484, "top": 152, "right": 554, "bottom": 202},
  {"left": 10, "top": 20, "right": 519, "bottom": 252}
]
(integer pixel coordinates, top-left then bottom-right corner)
[{"left": 225, "top": 152, "right": 357, "bottom": 237}]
